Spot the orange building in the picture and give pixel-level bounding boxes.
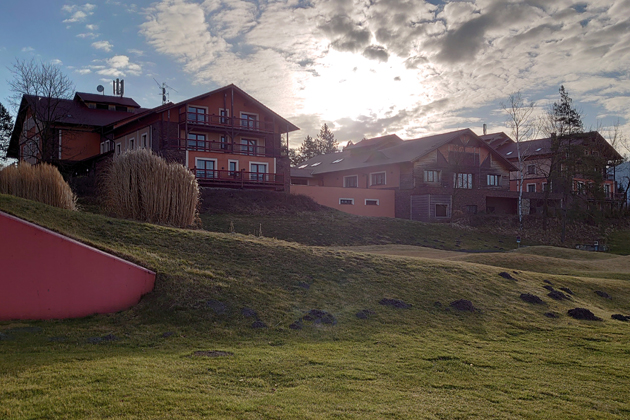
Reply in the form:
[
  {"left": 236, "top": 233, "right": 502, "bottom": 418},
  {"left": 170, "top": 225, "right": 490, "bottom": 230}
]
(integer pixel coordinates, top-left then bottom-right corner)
[
  {"left": 481, "top": 131, "right": 624, "bottom": 214},
  {"left": 8, "top": 84, "right": 299, "bottom": 192},
  {"left": 291, "top": 130, "right": 519, "bottom": 220}
]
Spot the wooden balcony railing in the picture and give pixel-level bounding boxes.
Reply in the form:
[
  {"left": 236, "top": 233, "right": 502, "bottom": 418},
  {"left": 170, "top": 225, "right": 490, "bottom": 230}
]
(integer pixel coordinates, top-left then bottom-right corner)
[
  {"left": 192, "top": 168, "right": 284, "bottom": 188},
  {"left": 180, "top": 113, "right": 275, "bottom": 133},
  {"left": 165, "top": 138, "right": 278, "bottom": 157}
]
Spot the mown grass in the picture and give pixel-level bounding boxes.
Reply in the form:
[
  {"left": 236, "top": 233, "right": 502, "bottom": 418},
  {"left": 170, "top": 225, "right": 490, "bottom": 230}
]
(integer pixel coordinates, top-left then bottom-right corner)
[
  {"left": 2, "top": 193, "right": 630, "bottom": 419},
  {"left": 608, "top": 229, "right": 630, "bottom": 255}
]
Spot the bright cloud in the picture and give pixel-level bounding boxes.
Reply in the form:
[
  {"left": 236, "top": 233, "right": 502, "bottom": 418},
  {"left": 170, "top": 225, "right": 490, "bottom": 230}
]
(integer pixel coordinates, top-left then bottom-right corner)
[
  {"left": 62, "top": 3, "right": 96, "bottom": 23},
  {"left": 140, "top": 0, "right": 630, "bottom": 144},
  {"left": 92, "top": 41, "right": 114, "bottom": 52}
]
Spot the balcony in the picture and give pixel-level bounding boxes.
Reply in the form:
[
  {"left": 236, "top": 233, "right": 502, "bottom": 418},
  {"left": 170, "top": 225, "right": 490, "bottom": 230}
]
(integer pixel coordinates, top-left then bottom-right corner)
[
  {"left": 180, "top": 112, "right": 275, "bottom": 134},
  {"left": 165, "top": 138, "right": 278, "bottom": 158},
  {"left": 192, "top": 168, "right": 284, "bottom": 189}
]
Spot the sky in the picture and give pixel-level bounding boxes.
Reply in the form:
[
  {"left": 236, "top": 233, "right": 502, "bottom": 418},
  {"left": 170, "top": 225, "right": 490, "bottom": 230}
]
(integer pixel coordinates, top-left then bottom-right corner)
[{"left": 1, "top": 0, "right": 630, "bottom": 153}]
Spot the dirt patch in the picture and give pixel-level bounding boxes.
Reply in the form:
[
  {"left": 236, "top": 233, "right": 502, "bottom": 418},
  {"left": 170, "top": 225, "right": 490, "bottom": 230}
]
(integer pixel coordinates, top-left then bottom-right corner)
[
  {"left": 356, "top": 309, "right": 375, "bottom": 319},
  {"left": 379, "top": 298, "right": 412, "bottom": 309},
  {"left": 162, "top": 331, "right": 175, "bottom": 338},
  {"left": 568, "top": 308, "right": 601, "bottom": 321},
  {"left": 206, "top": 300, "right": 227, "bottom": 315},
  {"left": 595, "top": 290, "right": 612, "bottom": 300},
  {"left": 87, "top": 334, "right": 119, "bottom": 344},
  {"left": 543, "top": 285, "right": 555, "bottom": 291},
  {"left": 450, "top": 299, "right": 475, "bottom": 312},
  {"left": 193, "top": 350, "right": 233, "bottom": 357},
  {"left": 520, "top": 293, "right": 544, "bottom": 304},
  {"left": 499, "top": 272, "right": 516, "bottom": 281},
  {"left": 559, "top": 287, "right": 574, "bottom": 295},
  {"left": 548, "top": 290, "right": 569, "bottom": 301},
  {"left": 303, "top": 309, "right": 337, "bottom": 325},
  {"left": 241, "top": 307, "right": 257, "bottom": 318},
  {"left": 544, "top": 312, "right": 558, "bottom": 318},
  {"left": 251, "top": 320, "right": 267, "bottom": 328},
  {"left": 289, "top": 320, "right": 303, "bottom": 330},
  {"left": 611, "top": 314, "right": 630, "bottom": 321}
]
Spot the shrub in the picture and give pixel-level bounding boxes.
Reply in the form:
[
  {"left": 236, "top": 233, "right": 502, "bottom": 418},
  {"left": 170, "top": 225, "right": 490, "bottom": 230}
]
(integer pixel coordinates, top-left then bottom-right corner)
[
  {"left": 0, "top": 163, "right": 77, "bottom": 210},
  {"left": 103, "top": 149, "right": 199, "bottom": 227}
]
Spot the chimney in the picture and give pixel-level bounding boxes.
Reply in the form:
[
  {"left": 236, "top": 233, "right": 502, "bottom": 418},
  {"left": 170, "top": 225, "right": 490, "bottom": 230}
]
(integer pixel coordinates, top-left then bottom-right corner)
[{"left": 483, "top": 124, "right": 487, "bottom": 135}]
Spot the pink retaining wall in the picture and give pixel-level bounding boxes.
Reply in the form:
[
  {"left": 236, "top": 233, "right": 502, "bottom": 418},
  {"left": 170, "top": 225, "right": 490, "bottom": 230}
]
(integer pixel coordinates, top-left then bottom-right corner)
[{"left": 0, "top": 211, "right": 156, "bottom": 320}]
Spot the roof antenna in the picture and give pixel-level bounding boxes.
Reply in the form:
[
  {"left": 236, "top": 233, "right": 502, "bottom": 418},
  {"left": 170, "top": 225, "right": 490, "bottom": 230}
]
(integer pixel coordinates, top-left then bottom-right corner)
[{"left": 154, "top": 78, "right": 178, "bottom": 105}]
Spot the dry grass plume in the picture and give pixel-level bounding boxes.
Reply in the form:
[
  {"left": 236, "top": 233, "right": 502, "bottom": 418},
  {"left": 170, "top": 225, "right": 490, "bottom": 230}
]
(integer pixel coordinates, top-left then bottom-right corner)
[
  {"left": 0, "top": 163, "right": 77, "bottom": 210},
  {"left": 103, "top": 149, "right": 199, "bottom": 227}
]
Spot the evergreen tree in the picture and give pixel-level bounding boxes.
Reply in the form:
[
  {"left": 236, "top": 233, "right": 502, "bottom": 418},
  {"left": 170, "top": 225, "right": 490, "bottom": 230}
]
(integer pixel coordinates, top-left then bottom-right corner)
[
  {"left": 551, "top": 85, "right": 583, "bottom": 136},
  {"left": 0, "top": 102, "right": 14, "bottom": 160},
  {"left": 316, "top": 123, "right": 338, "bottom": 154}
]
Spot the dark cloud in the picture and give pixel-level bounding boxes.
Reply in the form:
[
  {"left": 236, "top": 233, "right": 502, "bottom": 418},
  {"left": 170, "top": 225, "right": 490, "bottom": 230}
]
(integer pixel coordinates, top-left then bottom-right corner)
[
  {"left": 319, "top": 15, "right": 371, "bottom": 52},
  {"left": 363, "top": 45, "right": 389, "bottom": 62}
]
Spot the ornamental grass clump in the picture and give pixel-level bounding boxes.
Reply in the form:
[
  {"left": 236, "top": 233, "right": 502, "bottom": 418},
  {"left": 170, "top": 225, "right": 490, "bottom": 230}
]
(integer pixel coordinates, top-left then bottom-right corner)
[
  {"left": 0, "top": 163, "right": 77, "bottom": 210},
  {"left": 104, "top": 149, "right": 199, "bottom": 227}
]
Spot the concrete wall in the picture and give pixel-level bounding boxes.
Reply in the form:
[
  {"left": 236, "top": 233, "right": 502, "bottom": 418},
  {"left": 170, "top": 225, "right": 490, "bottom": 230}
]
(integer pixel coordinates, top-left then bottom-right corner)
[
  {"left": 0, "top": 211, "right": 155, "bottom": 320},
  {"left": 291, "top": 185, "right": 395, "bottom": 217}
]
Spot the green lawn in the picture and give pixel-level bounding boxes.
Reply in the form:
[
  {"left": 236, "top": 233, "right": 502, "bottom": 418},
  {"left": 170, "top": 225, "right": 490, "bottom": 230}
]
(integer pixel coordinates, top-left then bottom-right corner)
[{"left": 2, "top": 194, "right": 630, "bottom": 419}]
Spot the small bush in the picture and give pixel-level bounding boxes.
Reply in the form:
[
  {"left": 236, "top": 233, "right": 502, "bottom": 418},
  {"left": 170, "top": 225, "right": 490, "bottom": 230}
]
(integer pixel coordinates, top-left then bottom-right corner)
[
  {"left": 104, "top": 149, "right": 199, "bottom": 227},
  {"left": 0, "top": 163, "right": 77, "bottom": 210}
]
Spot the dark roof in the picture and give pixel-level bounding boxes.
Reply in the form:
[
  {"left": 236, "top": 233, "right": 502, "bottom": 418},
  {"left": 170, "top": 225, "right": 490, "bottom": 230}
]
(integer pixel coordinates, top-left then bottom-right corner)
[
  {"left": 74, "top": 92, "right": 140, "bottom": 108},
  {"left": 7, "top": 94, "right": 140, "bottom": 158},
  {"left": 292, "top": 129, "right": 517, "bottom": 176},
  {"left": 290, "top": 167, "right": 315, "bottom": 178},
  {"left": 497, "top": 132, "right": 623, "bottom": 162},
  {"left": 480, "top": 132, "right": 514, "bottom": 149},
  {"left": 344, "top": 134, "right": 403, "bottom": 150}
]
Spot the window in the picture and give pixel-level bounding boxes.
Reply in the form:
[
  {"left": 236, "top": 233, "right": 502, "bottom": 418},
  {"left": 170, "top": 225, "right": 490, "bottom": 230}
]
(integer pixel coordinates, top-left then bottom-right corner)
[
  {"left": 344, "top": 175, "right": 358, "bottom": 188},
  {"left": 228, "top": 160, "right": 239, "bottom": 177},
  {"left": 454, "top": 173, "right": 473, "bottom": 189},
  {"left": 311, "top": 162, "right": 322, "bottom": 166},
  {"left": 424, "top": 170, "right": 440, "bottom": 183},
  {"left": 365, "top": 199, "right": 379, "bottom": 206},
  {"left": 100, "top": 140, "right": 111, "bottom": 154},
  {"left": 241, "top": 113, "right": 258, "bottom": 130},
  {"left": 542, "top": 182, "right": 549, "bottom": 192},
  {"left": 604, "top": 183, "right": 611, "bottom": 198},
  {"left": 371, "top": 172, "right": 386, "bottom": 186},
  {"left": 339, "top": 198, "right": 354, "bottom": 205},
  {"left": 219, "top": 108, "right": 229, "bottom": 124},
  {"left": 188, "top": 106, "right": 207, "bottom": 123},
  {"left": 116, "top": 106, "right": 127, "bottom": 112},
  {"left": 116, "top": 143, "right": 121, "bottom": 155},
  {"left": 527, "top": 183, "right": 536, "bottom": 193},
  {"left": 250, "top": 163, "right": 267, "bottom": 181},
  {"left": 129, "top": 138, "right": 134, "bottom": 150},
  {"left": 332, "top": 158, "right": 344, "bottom": 164},
  {"left": 435, "top": 204, "right": 448, "bottom": 218},
  {"left": 487, "top": 174, "right": 500, "bottom": 186},
  {"left": 220, "top": 135, "right": 228, "bottom": 150},
  {"left": 298, "top": 164, "right": 308, "bottom": 169},
  {"left": 527, "top": 164, "right": 536, "bottom": 175},
  {"left": 188, "top": 133, "right": 206, "bottom": 150},
  {"left": 96, "top": 103, "right": 108, "bottom": 110},
  {"left": 196, "top": 159, "right": 216, "bottom": 179},
  {"left": 141, "top": 134, "right": 148, "bottom": 148},
  {"left": 241, "top": 138, "right": 257, "bottom": 155}
]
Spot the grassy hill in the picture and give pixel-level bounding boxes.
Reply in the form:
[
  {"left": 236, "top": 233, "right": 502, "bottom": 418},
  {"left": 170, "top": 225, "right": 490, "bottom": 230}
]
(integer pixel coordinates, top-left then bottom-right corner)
[{"left": 1, "top": 193, "right": 630, "bottom": 419}]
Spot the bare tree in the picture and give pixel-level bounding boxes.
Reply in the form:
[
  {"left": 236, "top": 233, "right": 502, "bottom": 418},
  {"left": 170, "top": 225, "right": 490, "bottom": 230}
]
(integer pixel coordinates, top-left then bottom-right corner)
[
  {"left": 8, "top": 59, "right": 75, "bottom": 164},
  {"left": 502, "top": 91, "right": 537, "bottom": 230}
]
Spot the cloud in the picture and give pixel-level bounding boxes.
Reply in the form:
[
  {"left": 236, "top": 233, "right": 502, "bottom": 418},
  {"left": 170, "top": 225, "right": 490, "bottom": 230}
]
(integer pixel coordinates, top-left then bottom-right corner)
[
  {"left": 92, "top": 41, "right": 113, "bottom": 52},
  {"left": 21, "top": 46, "right": 34, "bottom": 52},
  {"left": 86, "top": 24, "right": 98, "bottom": 30},
  {"left": 138, "top": 0, "right": 630, "bottom": 142},
  {"left": 62, "top": 3, "right": 96, "bottom": 23},
  {"left": 83, "top": 55, "right": 142, "bottom": 78},
  {"left": 50, "top": 59, "right": 63, "bottom": 65},
  {"left": 363, "top": 45, "right": 389, "bottom": 62},
  {"left": 127, "top": 49, "right": 144, "bottom": 56},
  {"left": 77, "top": 32, "right": 98, "bottom": 39}
]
